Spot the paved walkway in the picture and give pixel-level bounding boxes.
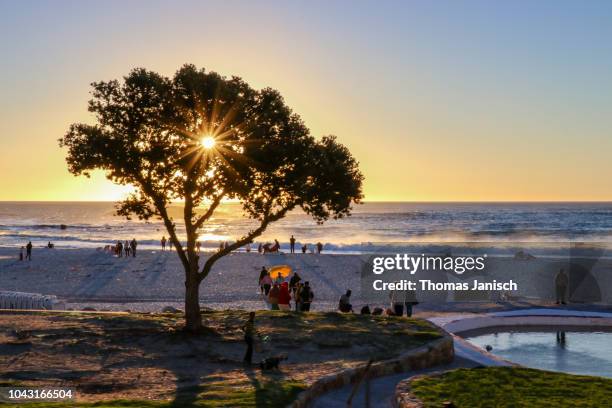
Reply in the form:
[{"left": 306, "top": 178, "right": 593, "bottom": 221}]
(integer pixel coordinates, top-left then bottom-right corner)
[{"left": 311, "top": 356, "right": 478, "bottom": 408}]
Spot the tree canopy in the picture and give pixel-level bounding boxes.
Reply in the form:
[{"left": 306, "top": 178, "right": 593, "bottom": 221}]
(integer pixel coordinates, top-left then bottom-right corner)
[{"left": 60, "top": 64, "right": 363, "bottom": 330}]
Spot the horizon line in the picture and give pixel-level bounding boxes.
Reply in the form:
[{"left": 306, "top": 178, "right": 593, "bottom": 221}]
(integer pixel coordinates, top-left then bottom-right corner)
[{"left": 1, "top": 200, "right": 611, "bottom": 204}]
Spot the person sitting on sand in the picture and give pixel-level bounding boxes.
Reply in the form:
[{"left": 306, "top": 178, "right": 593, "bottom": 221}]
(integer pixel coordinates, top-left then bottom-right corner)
[
  {"left": 555, "top": 268, "right": 569, "bottom": 305},
  {"left": 301, "top": 244, "right": 308, "bottom": 254},
  {"left": 258, "top": 267, "right": 268, "bottom": 293},
  {"left": 161, "top": 236, "right": 167, "bottom": 251},
  {"left": 338, "top": 290, "right": 353, "bottom": 313},
  {"left": 261, "top": 273, "right": 273, "bottom": 296},
  {"left": 268, "top": 284, "right": 280, "bottom": 310},
  {"left": 241, "top": 312, "right": 258, "bottom": 364},
  {"left": 299, "top": 281, "right": 314, "bottom": 312},
  {"left": 360, "top": 305, "right": 371, "bottom": 315},
  {"left": 278, "top": 282, "right": 291, "bottom": 311},
  {"left": 263, "top": 239, "right": 281, "bottom": 253},
  {"left": 316, "top": 242, "right": 323, "bottom": 254},
  {"left": 47, "top": 241, "right": 54, "bottom": 249}
]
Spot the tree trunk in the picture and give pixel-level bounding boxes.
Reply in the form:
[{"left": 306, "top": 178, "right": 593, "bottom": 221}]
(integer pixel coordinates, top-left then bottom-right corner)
[{"left": 184, "top": 271, "right": 202, "bottom": 332}]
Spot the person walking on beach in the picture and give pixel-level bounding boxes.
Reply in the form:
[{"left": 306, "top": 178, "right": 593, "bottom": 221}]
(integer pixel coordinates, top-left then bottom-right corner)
[
  {"left": 268, "top": 284, "right": 280, "bottom": 310},
  {"left": 278, "top": 282, "right": 291, "bottom": 311},
  {"left": 25, "top": 241, "right": 32, "bottom": 261},
  {"left": 124, "top": 240, "right": 130, "bottom": 257},
  {"left": 289, "top": 235, "right": 296, "bottom": 253},
  {"left": 289, "top": 272, "right": 301, "bottom": 295},
  {"left": 555, "top": 268, "right": 569, "bottom": 305},
  {"left": 316, "top": 242, "right": 323, "bottom": 254},
  {"left": 161, "top": 236, "right": 167, "bottom": 251},
  {"left": 261, "top": 272, "right": 273, "bottom": 296},
  {"left": 130, "top": 238, "right": 137, "bottom": 257},
  {"left": 242, "top": 312, "right": 257, "bottom": 364},
  {"left": 116, "top": 241, "right": 123, "bottom": 257},
  {"left": 258, "top": 267, "right": 268, "bottom": 293},
  {"left": 299, "top": 281, "right": 314, "bottom": 312}
]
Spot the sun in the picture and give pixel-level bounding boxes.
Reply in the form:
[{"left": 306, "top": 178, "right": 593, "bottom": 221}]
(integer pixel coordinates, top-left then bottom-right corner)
[{"left": 200, "top": 136, "right": 216, "bottom": 149}]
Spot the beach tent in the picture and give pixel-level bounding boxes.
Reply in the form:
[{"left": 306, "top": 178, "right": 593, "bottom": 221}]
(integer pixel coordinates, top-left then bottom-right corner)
[{"left": 269, "top": 265, "right": 292, "bottom": 280}]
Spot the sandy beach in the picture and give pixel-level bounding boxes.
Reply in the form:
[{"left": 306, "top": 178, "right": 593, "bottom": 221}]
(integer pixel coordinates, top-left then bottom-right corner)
[
  {"left": 2, "top": 246, "right": 611, "bottom": 312},
  {"left": 0, "top": 247, "right": 365, "bottom": 311}
]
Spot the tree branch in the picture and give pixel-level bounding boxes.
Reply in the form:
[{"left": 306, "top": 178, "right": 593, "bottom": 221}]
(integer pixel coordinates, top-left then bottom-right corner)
[
  {"left": 197, "top": 205, "right": 293, "bottom": 282},
  {"left": 193, "top": 192, "right": 225, "bottom": 230}
]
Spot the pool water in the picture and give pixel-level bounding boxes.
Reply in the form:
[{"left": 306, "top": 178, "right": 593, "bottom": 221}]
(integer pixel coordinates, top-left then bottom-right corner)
[{"left": 465, "top": 329, "right": 612, "bottom": 378}]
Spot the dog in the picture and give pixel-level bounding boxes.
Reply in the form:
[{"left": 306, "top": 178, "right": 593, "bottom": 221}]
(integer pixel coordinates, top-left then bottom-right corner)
[{"left": 259, "top": 354, "right": 288, "bottom": 370}]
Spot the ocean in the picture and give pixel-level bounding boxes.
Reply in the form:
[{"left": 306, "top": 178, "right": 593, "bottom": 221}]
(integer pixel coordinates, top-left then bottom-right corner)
[{"left": 1, "top": 202, "right": 612, "bottom": 255}]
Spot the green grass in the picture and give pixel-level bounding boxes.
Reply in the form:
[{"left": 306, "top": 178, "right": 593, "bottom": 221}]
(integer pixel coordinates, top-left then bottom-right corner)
[{"left": 410, "top": 367, "right": 612, "bottom": 408}]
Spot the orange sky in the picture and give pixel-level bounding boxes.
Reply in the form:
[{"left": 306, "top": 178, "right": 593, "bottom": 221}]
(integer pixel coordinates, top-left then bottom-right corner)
[{"left": 1, "top": 2, "right": 611, "bottom": 202}]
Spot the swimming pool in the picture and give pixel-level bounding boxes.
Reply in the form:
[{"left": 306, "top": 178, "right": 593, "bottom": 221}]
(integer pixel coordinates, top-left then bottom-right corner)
[{"left": 464, "top": 327, "right": 612, "bottom": 378}]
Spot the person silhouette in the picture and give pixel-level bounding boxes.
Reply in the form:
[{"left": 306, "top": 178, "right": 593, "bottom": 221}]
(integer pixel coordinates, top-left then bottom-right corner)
[
  {"left": 25, "top": 241, "right": 33, "bottom": 261},
  {"left": 555, "top": 268, "right": 569, "bottom": 305}
]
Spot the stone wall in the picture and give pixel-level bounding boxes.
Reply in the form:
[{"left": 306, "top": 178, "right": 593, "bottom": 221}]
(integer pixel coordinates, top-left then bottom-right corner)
[{"left": 289, "top": 333, "right": 454, "bottom": 408}]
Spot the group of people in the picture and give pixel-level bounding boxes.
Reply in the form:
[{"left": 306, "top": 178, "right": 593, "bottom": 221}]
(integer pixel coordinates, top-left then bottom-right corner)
[
  {"left": 337, "top": 289, "right": 419, "bottom": 317},
  {"left": 258, "top": 268, "right": 314, "bottom": 312},
  {"left": 18, "top": 241, "right": 33, "bottom": 261},
  {"left": 158, "top": 235, "right": 326, "bottom": 255},
  {"left": 112, "top": 238, "right": 138, "bottom": 258},
  {"left": 257, "top": 237, "right": 324, "bottom": 254}
]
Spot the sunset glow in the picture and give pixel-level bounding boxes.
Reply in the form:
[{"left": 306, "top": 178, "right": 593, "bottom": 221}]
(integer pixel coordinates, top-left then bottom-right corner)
[{"left": 200, "top": 136, "right": 216, "bottom": 150}]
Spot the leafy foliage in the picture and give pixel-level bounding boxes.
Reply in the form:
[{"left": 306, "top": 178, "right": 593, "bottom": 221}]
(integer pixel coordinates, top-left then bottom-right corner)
[{"left": 59, "top": 64, "right": 363, "bottom": 329}]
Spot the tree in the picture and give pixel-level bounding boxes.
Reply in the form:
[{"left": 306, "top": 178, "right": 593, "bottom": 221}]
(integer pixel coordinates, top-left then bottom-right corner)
[{"left": 60, "top": 64, "right": 364, "bottom": 331}]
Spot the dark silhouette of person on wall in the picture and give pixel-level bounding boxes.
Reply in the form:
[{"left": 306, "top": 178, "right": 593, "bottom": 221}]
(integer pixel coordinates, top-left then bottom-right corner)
[{"left": 242, "top": 312, "right": 257, "bottom": 364}]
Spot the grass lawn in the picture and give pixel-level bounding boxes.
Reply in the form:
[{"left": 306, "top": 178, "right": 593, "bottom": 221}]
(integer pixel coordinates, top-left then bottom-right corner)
[
  {"left": 411, "top": 366, "right": 612, "bottom": 408},
  {"left": 0, "top": 310, "right": 442, "bottom": 407}
]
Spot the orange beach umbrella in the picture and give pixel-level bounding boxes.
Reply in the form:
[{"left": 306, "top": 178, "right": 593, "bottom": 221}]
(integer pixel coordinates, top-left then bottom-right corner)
[{"left": 268, "top": 265, "right": 292, "bottom": 280}]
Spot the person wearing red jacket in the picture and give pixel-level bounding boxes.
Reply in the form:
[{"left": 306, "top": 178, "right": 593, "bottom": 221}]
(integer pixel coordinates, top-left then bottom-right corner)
[{"left": 278, "top": 282, "right": 292, "bottom": 311}]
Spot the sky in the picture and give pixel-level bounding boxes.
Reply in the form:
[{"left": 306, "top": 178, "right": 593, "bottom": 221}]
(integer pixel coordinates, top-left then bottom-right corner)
[{"left": 1, "top": 0, "right": 611, "bottom": 201}]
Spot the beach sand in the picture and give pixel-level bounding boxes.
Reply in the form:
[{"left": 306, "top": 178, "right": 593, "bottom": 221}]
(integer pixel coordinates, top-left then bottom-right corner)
[
  {"left": 1, "top": 246, "right": 611, "bottom": 312},
  {"left": 0, "top": 247, "right": 364, "bottom": 311}
]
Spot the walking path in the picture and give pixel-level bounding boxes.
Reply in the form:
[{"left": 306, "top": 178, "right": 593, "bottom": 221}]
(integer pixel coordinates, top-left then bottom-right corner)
[{"left": 310, "top": 356, "right": 478, "bottom": 408}]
